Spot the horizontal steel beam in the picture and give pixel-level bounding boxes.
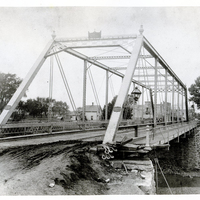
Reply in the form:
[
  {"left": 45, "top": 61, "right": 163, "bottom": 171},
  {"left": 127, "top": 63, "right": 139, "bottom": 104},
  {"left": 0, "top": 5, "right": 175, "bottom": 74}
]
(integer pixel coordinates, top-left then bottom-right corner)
[
  {"left": 62, "top": 48, "right": 149, "bottom": 89},
  {"left": 114, "top": 66, "right": 163, "bottom": 70},
  {"left": 143, "top": 84, "right": 181, "bottom": 88},
  {"left": 133, "top": 74, "right": 171, "bottom": 78},
  {"left": 88, "top": 55, "right": 153, "bottom": 60},
  {"left": 153, "top": 89, "right": 184, "bottom": 93},
  {"left": 55, "top": 35, "right": 137, "bottom": 43},
  {"left": 46, "top": 44, "right": 132, "bottom": 57},
  {"left": 45, "top": 45, "right": 120, "bottom": 57},
  {"left": 89, "top": 55, "right": 131, "bottom": 60},
  {"left": 112, "top": 67, "right": 128, "bottom": 70},
  {"left": 62, "top": 44, "right": 122, "bottom": 49}
]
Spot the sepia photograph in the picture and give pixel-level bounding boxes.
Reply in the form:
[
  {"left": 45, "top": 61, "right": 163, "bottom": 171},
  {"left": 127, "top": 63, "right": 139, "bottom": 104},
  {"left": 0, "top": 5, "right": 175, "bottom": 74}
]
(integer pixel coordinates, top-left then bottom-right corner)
[{"left": 0, "top": 0, "right": 200, "bottom": 196}]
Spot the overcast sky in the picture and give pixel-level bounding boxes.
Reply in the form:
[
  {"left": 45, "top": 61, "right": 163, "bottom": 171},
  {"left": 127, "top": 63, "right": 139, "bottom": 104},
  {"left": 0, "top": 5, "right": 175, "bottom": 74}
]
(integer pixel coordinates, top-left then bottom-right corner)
[{"left": 0, "top": 3, "right": 200, "bottom": 109}]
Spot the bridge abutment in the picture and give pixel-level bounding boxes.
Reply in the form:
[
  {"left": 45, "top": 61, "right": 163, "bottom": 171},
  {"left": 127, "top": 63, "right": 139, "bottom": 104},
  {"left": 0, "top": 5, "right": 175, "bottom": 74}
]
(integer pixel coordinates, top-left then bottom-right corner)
[{"left": 172, "top": 129, "right": 200, "bottom": 170}]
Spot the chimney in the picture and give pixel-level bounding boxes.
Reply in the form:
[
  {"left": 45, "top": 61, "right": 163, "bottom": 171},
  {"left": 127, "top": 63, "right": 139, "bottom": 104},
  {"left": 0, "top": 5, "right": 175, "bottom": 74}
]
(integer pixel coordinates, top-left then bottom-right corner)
[{"left": 92, "top": 102, "right": 94, "bottom": 106}]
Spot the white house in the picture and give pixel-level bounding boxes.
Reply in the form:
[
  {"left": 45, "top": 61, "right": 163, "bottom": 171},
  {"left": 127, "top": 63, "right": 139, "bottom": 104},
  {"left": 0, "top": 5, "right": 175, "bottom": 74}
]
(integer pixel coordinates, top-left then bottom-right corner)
[
  {"left": 83, "top": 103, "right": 102, "bottom": 121},
  {"left": 70, "top": 103, "right": 102, "bottom": 121}
]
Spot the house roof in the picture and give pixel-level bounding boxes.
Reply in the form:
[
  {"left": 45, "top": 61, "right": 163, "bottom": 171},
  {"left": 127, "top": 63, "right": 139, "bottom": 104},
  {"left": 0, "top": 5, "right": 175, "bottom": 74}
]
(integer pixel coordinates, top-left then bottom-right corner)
[
  {"left": 86, "top": 105, "right": 101, "bottom": 112},
  {"left": 77, "top": 105, "right": 102, "bottom": 112}
]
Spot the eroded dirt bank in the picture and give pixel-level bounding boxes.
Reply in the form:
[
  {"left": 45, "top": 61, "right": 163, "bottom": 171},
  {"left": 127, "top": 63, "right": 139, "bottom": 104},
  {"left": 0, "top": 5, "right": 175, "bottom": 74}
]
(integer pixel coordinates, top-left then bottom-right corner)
[{"left": 0, "top": 141, "right": 151, "bottom": 195}]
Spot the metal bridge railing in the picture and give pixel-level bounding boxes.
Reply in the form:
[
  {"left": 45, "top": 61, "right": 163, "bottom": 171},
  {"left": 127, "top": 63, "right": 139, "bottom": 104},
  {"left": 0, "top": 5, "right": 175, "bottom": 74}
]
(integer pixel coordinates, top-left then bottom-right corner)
[
  {"left": 146, "top": 121, "right": 198, "bottom": 147},
  {"left": 0, "top": 121, "right": 107, "bottom": 137},
  {"left": 0, "top": 119, "right": 154, "bottom": 138}
]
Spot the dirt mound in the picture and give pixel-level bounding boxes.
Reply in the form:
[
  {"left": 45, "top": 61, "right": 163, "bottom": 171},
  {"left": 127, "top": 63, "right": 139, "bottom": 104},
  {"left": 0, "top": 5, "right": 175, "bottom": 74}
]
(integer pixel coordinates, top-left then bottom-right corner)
[{"left": 0, "top": 141, "right": 144, "bottom": 195}]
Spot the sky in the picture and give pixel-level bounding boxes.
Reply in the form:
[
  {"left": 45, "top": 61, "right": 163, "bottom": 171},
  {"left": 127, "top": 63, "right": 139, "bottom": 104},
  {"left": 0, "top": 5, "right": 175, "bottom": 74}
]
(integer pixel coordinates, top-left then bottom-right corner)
[{"left": 1, "top": 1, "right": 200, "bottom": 111}]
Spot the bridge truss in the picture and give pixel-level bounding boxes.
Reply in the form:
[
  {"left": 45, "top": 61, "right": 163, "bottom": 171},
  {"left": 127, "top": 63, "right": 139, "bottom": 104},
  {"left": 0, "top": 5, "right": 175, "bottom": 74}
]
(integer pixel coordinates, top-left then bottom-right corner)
[{"left": 0, "top": 26, "right": 188, "bottom": 144}]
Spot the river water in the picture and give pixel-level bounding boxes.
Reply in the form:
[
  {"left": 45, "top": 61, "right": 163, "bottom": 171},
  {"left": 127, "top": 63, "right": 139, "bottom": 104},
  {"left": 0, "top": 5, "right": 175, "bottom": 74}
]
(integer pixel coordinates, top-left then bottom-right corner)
[
  {"left": 157, "top": 173, "right": 200, "bottom": 194},
  {"left": 154, "top": 129, "right": 200, "bottom": 194}
]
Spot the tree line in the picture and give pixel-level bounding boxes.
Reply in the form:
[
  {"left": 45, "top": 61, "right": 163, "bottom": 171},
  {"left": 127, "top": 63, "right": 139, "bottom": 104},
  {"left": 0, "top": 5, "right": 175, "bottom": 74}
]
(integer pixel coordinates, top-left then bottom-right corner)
[{"left": 13, "top": 97, "right": 69, "bottom": 121}]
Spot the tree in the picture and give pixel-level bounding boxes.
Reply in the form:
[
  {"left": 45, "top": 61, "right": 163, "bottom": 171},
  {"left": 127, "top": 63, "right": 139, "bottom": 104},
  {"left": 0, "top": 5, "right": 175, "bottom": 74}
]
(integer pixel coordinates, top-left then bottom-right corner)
[
  {"left": 18, "top": 97, "right": 69, "bottom": 119},
  {"left": 123, "top": 104, "right": 133, "bottom": 120},
  {"left": 23, "top": 97, "right": 53, "bottom": 118},
  {"left": 0, "top": 72, "right": 22, "bottom": 113},
  {"left": 11, "top": 100, "right": 26, "bottom": 121},
  {"left": 188, "top": 76, "right": 200, "bottom": 109},
  {"left": 24, "top": 99, "right": 42, "bottom": 118},
  {"left": 36, "top": 97, "right": 54, "bottom": 117},
  {"left": 102, "top": 96, "right": 117, "bottom": 120},
  {"left": 52, "top": 101, "right": 69, "bottom": 117},
  {"left": 101, "top": 95, "right": 133, "bottom": 120}
]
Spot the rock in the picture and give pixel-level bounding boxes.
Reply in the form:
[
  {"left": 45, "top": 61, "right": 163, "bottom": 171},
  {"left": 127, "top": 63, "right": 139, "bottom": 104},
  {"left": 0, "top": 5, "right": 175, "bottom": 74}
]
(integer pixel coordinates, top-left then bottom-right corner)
[
  {"left": 131, "top": 169, "right": 138, "bottom": 174},
  {"left": 140, "top": 174, "right": 146, "bottom": 179},
  {"left": 97, "top": 177, "right": 110, "bottom": 183},
  {"left": 105, "top": 178, "right": 110, "bottom": 183},
  {"left": 49, "top": 182, "right": 55, "bottom": 188}
]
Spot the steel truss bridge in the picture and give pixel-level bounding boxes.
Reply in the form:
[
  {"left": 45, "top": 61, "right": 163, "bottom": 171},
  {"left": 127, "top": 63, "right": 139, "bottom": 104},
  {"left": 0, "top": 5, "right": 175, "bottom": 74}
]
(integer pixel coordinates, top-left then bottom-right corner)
[{"left": 0, "top": 26, "right": 197, "bottom": 153}]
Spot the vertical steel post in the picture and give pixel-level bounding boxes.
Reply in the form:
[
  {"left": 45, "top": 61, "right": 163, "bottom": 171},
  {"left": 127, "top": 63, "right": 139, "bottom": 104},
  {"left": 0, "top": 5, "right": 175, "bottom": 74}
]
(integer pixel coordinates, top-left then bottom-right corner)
[
  {"left": 182, "top": 88, "right": 184, "bottom": 122},
  {"left": 172, "top": 78, "right": 175, "bottom": 123},
  {"left": 149, "top": 89, "right": 154, "bottom": 126},
  {"left": 48, "top": 55, "right": 53, "bottom": 123},
  {"left": 154, "top": 58, "right": 158, "bottom": 127},
  {"left": 185, "top": 87, "right": 189, "bottom": 122},
  {"left": 177, "top": 84, "right": 180, "bottom": 123},
  {"left": 48, "top": 55, "right": 53, "bottom": 135},
  {"left": 103, "top": 35, "right": 143, "bottom": 144},
  {"left": 105, "top": 70, "right": 109, "bottom": 121},
  {"left": 165, "top": 69, "right": 168, "bottom": 125},
  {"left": 132, "top": 83, "right": 135, "bottom": 121},
  {"left": 82, "top": 60, "right": 87, "bottom": 123}
]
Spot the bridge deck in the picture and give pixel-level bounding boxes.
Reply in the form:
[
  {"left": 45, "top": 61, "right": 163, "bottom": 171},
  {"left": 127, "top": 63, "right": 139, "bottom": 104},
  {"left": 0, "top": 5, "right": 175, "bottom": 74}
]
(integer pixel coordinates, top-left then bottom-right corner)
[
  {"left": 0, "top": 121, "right": 197, "bottom": 150},
  {"left": 131, "top": 121, "right": 197, "bottom": 147}
]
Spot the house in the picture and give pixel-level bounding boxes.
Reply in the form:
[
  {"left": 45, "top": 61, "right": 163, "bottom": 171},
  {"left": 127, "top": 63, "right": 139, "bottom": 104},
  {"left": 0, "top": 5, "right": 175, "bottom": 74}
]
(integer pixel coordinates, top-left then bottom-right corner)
[
  {"left": 68, "top": 111, "right": 77, "bottom": 121},
  {"left": 76, "top": 102, "right": 102, "bottom": 121}
]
